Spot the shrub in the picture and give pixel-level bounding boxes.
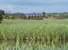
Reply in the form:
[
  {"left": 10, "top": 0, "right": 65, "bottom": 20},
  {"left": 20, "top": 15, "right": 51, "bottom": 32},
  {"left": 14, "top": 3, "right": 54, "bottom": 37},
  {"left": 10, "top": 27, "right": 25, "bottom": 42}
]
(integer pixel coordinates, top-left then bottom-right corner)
[{"left": 0, "top": 10, "right": 5, "bottom": 23}]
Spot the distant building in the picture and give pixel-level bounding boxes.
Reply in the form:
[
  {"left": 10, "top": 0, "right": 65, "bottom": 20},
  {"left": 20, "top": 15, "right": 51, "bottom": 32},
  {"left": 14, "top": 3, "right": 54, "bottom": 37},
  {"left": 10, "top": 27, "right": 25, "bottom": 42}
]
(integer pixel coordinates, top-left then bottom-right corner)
[{"left": 25, "top": 13, "right": 43, "bottom": 20}]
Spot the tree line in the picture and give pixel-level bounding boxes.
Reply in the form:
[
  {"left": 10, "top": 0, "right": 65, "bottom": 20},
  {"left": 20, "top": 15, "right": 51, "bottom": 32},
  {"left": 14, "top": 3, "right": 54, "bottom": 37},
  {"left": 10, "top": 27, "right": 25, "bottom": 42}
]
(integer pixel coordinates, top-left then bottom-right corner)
[{"left": 0, "top": 10, "right": 68, "bottom": 23}]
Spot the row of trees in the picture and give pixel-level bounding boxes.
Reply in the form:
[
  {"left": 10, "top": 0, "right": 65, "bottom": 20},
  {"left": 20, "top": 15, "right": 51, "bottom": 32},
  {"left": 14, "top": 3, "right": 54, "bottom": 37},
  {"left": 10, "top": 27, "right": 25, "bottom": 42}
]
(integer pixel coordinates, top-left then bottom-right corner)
[
  {"left": 5, "top": 12, "right": 68, "bottom": 19},
  {"left": 5, "top": 12, "right": 46, "bottom": 20},
  {"left": 46, "top": 13, "right": 68, "bottom": 19},
  {"left": 0, "top": 9, "right": 68, "bottom": 23}
]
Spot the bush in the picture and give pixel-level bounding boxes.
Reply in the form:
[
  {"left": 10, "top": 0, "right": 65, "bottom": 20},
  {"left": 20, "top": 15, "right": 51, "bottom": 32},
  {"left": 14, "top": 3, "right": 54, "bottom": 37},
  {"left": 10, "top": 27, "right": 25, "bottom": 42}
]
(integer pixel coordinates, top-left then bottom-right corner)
[{"left": 0, "top": 10, "right": 5, "bottom": 23}]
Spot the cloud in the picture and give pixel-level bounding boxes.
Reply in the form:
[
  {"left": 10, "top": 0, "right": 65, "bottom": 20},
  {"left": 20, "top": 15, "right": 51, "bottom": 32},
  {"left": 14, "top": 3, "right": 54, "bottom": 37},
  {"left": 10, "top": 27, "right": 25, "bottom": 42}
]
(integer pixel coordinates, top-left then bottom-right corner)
[
  {"left": 0, "top": 0, "right": 68, "bottom": 6},
  {"left": 0, "top": 0, "right": 68, "bottom": 12}
]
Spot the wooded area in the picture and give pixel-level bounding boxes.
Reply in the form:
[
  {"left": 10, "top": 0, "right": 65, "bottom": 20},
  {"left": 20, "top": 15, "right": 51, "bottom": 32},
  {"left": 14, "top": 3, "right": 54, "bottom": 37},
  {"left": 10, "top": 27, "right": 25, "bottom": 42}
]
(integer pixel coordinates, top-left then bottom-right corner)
[{"left": 0, "top": 10, "right": 68, "bottom": 21}]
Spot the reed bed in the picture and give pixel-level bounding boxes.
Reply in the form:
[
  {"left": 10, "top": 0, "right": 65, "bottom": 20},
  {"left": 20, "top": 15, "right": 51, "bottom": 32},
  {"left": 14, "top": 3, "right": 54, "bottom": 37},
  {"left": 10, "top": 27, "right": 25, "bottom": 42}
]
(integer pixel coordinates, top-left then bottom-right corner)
[{"left": 0, "top": 19, "right": 68, "bottom": 50}]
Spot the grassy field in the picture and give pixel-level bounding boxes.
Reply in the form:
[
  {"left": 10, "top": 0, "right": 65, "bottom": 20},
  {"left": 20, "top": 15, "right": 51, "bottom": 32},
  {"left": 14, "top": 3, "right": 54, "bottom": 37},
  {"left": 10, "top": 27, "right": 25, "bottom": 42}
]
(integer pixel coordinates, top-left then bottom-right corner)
[{"left": 0, "top": 19, "right": 68, "bottom": 50}]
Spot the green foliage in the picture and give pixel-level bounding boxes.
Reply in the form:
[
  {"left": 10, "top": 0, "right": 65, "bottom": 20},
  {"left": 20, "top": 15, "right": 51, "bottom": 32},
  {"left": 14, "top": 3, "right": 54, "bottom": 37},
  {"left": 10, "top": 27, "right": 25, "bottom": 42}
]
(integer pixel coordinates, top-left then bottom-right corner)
[
  {"left": 0, "top": 19, "right": 68, "bottom": 50},
  {"left": 0, "top": 10, "right": 5, "bottom": 23},
  {"left": 5, "top": 12, "right": 68, "bottom": 20}
]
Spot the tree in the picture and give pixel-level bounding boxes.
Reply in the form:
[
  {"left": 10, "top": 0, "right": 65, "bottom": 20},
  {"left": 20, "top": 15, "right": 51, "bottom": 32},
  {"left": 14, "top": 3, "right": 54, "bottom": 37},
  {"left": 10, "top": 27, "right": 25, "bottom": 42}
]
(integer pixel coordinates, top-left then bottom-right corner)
[{"left": 0, "top": 10, "right": 5, "bottom": 23}]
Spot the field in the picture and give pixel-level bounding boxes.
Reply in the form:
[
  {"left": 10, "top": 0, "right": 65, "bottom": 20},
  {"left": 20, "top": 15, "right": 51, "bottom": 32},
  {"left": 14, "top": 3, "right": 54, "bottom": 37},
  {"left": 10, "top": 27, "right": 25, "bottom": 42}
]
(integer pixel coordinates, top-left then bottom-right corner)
[{"left": 0, "top": 19, "right": 68, "bottom": 50}]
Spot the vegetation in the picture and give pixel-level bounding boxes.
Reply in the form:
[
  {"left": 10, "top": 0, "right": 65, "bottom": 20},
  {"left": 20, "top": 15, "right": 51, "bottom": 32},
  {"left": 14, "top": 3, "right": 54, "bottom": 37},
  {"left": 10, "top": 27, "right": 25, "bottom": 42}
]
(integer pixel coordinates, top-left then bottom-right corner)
[
  {"left": 0, "top": 19, "right": 68, "bottom": 50},
  {"left": 4, "top": 12, "right": 68, "bottom": 20},
  {"left": 0, "top": 10, "right": 5, "bottom": 23}
]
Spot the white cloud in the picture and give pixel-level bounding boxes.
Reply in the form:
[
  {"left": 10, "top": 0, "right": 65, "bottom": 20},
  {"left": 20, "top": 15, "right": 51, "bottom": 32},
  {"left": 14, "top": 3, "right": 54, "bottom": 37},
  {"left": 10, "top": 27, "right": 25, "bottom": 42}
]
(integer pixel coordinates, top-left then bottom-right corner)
[{"left": 0, "top": 0, "right": 68, "bottom": 12}]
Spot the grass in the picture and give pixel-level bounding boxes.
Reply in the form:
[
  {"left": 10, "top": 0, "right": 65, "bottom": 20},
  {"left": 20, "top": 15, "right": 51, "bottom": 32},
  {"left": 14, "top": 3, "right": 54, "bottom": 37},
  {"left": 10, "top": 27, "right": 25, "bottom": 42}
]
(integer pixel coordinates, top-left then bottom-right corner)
[{"left": 0, "top": 19, "right": 68, "bottom": 50}]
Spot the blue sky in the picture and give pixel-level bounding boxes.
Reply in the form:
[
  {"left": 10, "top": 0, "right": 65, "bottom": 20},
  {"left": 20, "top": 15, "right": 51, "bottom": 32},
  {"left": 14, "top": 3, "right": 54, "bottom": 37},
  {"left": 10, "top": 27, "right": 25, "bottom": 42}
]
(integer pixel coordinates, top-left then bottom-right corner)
[{"left": 0, "top": 0, "right": 68, "bottom": 13}]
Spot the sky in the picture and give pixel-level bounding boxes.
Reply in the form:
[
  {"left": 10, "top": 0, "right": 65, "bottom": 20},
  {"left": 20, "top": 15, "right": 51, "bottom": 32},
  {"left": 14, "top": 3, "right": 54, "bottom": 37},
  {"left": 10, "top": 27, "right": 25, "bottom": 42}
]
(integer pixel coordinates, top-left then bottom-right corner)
[{"left": 0, "top": 0, "right": 68, "bottom": 13}]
